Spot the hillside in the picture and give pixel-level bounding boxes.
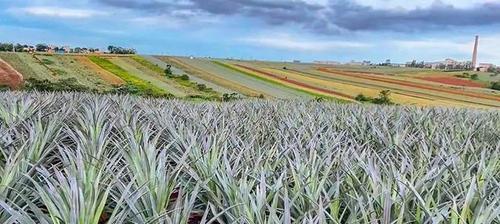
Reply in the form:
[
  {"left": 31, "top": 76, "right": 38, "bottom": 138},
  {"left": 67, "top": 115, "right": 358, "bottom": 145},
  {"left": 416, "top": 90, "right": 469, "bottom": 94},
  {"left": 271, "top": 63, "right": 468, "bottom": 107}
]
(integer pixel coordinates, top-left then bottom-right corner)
[{"left": 0, "top": 52, "right": 499, "bottom": 108}]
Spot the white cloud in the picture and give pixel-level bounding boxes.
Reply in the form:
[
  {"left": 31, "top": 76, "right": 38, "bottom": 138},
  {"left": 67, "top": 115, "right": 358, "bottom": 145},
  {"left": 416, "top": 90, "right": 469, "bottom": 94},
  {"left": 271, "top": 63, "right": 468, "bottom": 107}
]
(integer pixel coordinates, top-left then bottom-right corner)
[
  {"left": 242, "top": 34, "right": 371, "bottom": 52},
  {"left": 13, "top": 6, "right": 107, "bottom": 19}
]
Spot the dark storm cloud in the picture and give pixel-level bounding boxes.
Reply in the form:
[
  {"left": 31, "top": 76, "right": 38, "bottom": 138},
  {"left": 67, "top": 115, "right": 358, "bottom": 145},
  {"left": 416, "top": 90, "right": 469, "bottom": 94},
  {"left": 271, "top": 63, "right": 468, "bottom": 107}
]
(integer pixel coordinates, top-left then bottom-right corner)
[
  {"left": 95, "top": 0, "right": 500, "bottom": 33},
  {"left": 328, "top": 1, "right": 500, "bottom": 31}
]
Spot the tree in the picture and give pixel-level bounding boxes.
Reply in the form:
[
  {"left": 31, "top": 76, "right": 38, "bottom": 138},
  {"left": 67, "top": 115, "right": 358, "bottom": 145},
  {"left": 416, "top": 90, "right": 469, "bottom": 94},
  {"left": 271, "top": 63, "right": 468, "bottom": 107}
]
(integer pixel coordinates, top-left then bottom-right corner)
[
  {"left": 196, "top": 84, "right": 207, "bottom": 91},
  {"left": 491, "top": 82, "right": 500, "bottom": 91},
  {"left": 14, "top": 44, "right": 24, "bottom": 52},
  {"left": 164, "top": 65, "right": 172, "bottom": 77},
  {"left": 36, "top": 44, "right": 49, "bottom": 52},
  {"left": 470, "top": 74, "right": 479, "bottom": 80},
  {"left": 222, "top": 93, "right": 239, "bottom": 102},
  {"left": 355, "top": 94, "right": 371, "bottom": 102},
  {"left": 0, "top": 43, "right": 14, "bottom": 52},
  {"left": 372, "top": 90, "right": 394, "bottom": 105}
]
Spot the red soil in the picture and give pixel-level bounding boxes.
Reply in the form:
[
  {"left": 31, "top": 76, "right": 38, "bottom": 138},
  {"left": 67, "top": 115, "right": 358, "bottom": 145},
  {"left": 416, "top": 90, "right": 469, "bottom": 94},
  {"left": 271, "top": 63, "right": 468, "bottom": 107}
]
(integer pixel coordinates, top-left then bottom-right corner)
[
  {"left": 0, "top": 58, "right": 23, "bottom": 89},
  {"left": 418, "top": 76, "right": 485, "bottom": 88},
  {"left": 234, "top": 64, "right": 353, "bottom": 99},
  {"left": 317, "top": 68, "right": 500, "bottom": 102}
]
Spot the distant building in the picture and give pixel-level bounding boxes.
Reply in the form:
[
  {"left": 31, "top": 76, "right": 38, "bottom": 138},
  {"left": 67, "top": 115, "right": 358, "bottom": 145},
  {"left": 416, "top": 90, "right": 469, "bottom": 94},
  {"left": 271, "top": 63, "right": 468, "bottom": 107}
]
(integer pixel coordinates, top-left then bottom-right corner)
[
  {"left": 313, "top": 61, "right": 340, "bottom": 65},
  {"left": 293, "top": 60, "right": 301, "bottom": 63},
  {"left": 347, "top": 60, "right": 363, "bottom": 66},
  {"left": 478, "top": 63, "right": 495, "bottom": 72}
]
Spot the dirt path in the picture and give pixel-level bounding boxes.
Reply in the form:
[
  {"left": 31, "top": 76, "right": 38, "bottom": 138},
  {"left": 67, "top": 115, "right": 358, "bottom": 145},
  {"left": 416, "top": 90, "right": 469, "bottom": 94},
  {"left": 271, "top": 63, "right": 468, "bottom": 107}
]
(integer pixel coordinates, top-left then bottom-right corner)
[
  {"left": 74, "top": 56, "right": 125, "bottom": 85},
  {"left": 0, "top": 58, "right": 23, "bottom": 89}
]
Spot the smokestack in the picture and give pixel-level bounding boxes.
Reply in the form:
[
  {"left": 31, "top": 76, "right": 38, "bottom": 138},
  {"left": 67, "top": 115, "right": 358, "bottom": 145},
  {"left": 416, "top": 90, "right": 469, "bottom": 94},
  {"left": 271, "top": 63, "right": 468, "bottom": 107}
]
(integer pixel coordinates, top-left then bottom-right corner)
[{"left": 472, "top": 35, "right": 479, "bottom": 69}]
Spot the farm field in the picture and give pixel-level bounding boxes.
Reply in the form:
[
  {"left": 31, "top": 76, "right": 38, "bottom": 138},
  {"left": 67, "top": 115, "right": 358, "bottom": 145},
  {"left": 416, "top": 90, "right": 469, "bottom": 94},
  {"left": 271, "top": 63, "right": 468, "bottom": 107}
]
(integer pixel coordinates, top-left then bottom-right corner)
[
  {"left": 223, "top": 60, "right": 495, "bottom": 107},
  {"left": 0, "top": 58, "right": 23, "bottom": 88},
  {"left": 0, "top": 52, "right": 53, "bottom": 80},
  {"left": 0, "top": 92, "right": 499, "bottom": 223},
  {"left": 142, "top": 55, "right": 234, "bottom": 94},
  {"left": 107, "top": 56, "right": 187, "bottom": 97},
  {"left": 263, "top": 67, "right": 469, "bottom": 107},
  {"left": 218, "top": 61, "right": 351, "bottom": 100},
  {"left": 0, "top": 52, "right": 498, "bottom": 107},
  {"left": 160, "top": 56, "right": 262, "bottom": 96},
  {"left": 88, "top": 56, "right": 170, "bottom": 97},
  {"left": 73, "top": 56, "right": 125, "bottom": 86},
  {"left": 417, "top": 76, "right": 485, "bottom": 88},
  {"left": 33, "top": 54, "right": 114, "bottom": 90},
  {"left": 250, "top": 61, "right": 498, "bottom": 95},
  {"left": 130, "top": 56, "right": 220, "bottom": 99},
  {"left": 229, "top": 59, "right": 499, "bottom": 107},
  {"left": 160, "top": 56, "right": 311, "bottom": 98},
  {"left": 315, "top": 67, "right": 500, "bottom": 106}
]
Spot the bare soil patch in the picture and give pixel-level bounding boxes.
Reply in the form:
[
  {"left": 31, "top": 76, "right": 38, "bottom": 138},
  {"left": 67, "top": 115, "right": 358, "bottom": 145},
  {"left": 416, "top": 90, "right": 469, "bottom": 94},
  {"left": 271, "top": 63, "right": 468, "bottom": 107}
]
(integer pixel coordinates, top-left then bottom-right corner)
[{"left": 0, "top": 58, "right": 23, "bottom": 88}]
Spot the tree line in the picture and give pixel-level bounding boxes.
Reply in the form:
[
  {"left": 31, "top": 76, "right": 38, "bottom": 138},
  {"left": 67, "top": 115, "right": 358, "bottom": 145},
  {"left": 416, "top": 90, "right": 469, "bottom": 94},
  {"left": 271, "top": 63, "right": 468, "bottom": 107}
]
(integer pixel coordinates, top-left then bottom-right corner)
[{"left": 0, "top": 42, "right": 136, "bottom": 55}]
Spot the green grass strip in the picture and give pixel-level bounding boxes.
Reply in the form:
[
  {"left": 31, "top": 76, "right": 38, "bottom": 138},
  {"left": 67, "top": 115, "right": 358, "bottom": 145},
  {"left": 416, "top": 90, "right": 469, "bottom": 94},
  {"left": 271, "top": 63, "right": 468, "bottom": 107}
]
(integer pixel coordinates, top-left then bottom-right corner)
[
  {"left": 130, "top": 55, "right": 165, "bottom": 74},
  {"left": 88, "top": 56, "right": 169, "bottom": 96},
  {"left": 212, "top": 60, "right": 346, "bottom": 102}
]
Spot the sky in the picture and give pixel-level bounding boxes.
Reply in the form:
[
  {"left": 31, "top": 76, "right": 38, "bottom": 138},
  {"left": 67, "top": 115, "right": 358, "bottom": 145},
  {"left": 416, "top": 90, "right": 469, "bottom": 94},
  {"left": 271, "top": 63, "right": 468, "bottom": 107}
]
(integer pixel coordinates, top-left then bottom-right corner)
[{"left": 0, "top": 0, "right": 500, "bottom": 64}]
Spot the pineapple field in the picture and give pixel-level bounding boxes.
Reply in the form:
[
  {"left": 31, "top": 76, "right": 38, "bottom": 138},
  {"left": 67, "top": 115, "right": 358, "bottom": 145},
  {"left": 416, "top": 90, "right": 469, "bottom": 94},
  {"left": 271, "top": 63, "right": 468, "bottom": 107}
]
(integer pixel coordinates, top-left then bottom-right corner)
[{"left": 0, "top": 92, "right": 498, "bottom": 223}]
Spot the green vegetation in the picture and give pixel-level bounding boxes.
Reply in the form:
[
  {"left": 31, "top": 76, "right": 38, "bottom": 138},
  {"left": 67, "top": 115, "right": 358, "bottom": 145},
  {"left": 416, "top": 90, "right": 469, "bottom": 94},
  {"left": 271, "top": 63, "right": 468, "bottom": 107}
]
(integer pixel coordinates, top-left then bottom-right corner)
[
  {"left": 88, "top": 56, "right": 171, "bottom": 97},
  {"left": 491, "top": 81, "right": 500, "bottom": 91},
  {"left": 471, "top": 73, "right": 479, "bottom": 80},
  {"left": 41, "top": 58, "right": 54, "bottom": 65},
  {"left": 1, "top": 92, "right": 498, "bottom": 223},
  {"left": 222, "top": 92, "right": 240, "bottom": 101},
  {"left": 107, "top": 45, "right": 136, "bottom": 54},
  {"left": 355, "top": 90, "right": 395, "bottom": 105},
  {"left": 24, "top": 78, "right": 92, "bottom": 92},
  {"left": 456, "top": 72, "right": 480, "bottom": 80}
]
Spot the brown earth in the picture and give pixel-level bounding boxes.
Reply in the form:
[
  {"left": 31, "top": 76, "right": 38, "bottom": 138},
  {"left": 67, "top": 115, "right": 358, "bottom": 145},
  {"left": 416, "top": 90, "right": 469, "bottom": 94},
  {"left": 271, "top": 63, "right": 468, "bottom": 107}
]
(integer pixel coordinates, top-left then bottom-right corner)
[
  {"left": 0, "top": 58, "right": 23, "bottom": 89},
  {"left": 73, "top": 56, "right": 125, "bottom": 85}
]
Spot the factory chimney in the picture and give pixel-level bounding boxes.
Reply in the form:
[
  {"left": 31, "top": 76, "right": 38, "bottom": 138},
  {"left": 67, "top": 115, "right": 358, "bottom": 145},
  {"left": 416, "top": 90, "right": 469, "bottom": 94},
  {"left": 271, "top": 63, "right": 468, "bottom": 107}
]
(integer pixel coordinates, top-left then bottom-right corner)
[{"left": 472, "top": 35, "right": 479, "bottom": 70}]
